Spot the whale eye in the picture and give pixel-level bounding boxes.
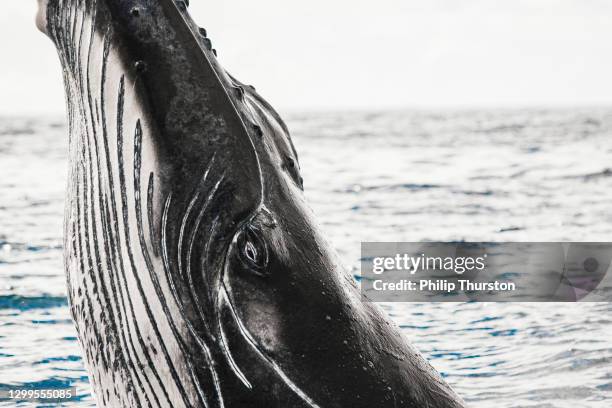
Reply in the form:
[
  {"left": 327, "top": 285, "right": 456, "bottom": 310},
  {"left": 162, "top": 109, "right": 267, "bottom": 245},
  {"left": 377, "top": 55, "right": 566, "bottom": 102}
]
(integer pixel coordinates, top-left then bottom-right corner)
[{"left": 236, "top": 226, "right": 268, "bottom": 275}]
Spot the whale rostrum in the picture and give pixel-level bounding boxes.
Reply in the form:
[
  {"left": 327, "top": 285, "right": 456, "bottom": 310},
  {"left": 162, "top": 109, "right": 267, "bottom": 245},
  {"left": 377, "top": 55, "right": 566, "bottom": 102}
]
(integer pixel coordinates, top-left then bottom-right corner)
[{"left": 38, "top": 0, "right": 467, "bottom": 407}]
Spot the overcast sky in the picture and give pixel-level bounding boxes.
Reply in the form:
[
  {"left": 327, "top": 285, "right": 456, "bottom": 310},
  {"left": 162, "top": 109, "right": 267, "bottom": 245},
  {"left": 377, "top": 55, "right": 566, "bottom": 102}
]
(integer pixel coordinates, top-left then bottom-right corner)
[{"left": 3, "top": 0, "right": 612, "bottom": 115}]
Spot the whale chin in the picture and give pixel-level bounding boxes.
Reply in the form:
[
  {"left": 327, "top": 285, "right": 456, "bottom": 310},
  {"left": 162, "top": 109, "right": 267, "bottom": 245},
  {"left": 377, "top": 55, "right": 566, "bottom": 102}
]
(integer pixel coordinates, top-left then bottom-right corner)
[{"left": 35, "top": 0, "right": 49, "bottom": 35}]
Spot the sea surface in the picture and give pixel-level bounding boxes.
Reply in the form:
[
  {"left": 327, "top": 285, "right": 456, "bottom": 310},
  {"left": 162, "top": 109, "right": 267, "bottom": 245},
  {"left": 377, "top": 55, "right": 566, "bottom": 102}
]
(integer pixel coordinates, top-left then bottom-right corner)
[{"left": 1, "top": 109, "right": 612, "bottom": 407}]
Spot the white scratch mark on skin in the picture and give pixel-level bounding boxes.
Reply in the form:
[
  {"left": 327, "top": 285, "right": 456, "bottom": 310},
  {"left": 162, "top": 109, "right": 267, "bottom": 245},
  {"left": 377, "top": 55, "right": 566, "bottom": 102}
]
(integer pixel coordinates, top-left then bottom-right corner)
[
  {"left": 218, "top": 312, "right": 253, "bottom": 390},
  {"left": 219, "top": 288, "right": 321, "bottom": 408}
]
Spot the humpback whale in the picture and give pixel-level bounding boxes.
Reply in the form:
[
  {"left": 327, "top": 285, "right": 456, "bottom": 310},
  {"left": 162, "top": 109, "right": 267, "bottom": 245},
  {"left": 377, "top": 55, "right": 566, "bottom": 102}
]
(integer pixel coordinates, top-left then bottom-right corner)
[{"left": 37, "top": 0, "right": 467, "bottom": 406}]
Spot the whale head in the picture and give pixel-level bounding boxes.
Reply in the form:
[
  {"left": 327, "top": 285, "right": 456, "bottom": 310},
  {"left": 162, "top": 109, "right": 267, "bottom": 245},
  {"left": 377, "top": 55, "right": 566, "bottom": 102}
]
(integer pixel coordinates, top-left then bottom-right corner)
[{"left": 38, "top": 1, "right": 465, "bottom": 407}]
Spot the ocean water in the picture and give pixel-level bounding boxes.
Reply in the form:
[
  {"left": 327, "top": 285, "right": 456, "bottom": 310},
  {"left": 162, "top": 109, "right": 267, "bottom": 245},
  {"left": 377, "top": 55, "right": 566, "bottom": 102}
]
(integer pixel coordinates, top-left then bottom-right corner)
[{"left": 1, "top": 109, "right": 612, "bottom": 407}]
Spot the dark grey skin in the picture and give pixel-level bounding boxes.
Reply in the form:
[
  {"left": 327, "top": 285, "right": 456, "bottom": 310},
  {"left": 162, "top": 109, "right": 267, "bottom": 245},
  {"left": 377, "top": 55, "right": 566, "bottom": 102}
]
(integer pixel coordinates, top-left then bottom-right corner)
[{"left": 37, "top": 0, "right": 467, "bottom": 407}]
